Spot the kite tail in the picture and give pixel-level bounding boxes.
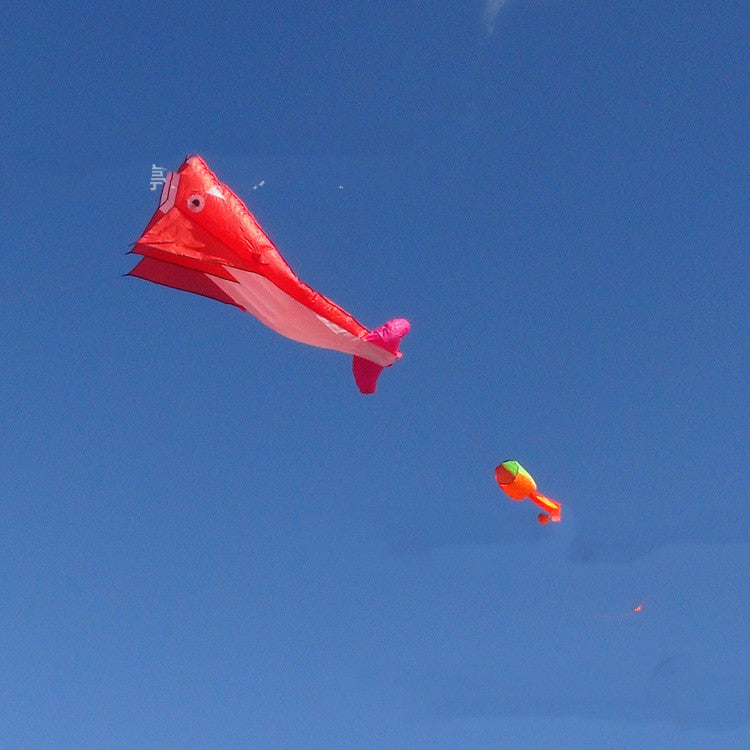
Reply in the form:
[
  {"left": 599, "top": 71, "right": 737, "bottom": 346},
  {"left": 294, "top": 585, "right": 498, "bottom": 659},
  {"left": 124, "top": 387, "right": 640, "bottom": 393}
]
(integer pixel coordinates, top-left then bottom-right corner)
[
  {"left": 352, "top": 318, "right": 410, "bottom": 394},
  {"left": 530, "top": 492, "right": 562, "bottom": 523}
]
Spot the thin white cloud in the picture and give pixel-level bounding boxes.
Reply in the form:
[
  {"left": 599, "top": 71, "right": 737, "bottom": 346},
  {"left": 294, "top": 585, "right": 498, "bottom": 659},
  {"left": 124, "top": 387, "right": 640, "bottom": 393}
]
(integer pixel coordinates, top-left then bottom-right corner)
[{"left": 483, "top": 0, "right": 509, "bottom": 33}]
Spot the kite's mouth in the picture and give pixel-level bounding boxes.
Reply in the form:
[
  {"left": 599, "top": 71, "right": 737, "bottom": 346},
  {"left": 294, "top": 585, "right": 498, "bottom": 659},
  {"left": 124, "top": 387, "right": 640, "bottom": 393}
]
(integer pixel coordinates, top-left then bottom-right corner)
[{"left": 494, "top": 464, "right": 516, "bottom": 485}]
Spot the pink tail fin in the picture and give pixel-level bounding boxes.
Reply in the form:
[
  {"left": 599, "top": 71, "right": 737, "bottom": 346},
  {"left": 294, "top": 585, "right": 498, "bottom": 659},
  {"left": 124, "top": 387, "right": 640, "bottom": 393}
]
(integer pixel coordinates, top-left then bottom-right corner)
[{"left": 352, "top": 318, "right": 410, "bottom": 394}]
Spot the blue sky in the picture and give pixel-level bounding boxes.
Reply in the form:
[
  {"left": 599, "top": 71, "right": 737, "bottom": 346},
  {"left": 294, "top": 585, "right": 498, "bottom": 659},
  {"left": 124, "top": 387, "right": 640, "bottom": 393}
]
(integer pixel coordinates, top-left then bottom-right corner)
[{"left": 2, "top": 1, "right": 748, "bottom": 747}]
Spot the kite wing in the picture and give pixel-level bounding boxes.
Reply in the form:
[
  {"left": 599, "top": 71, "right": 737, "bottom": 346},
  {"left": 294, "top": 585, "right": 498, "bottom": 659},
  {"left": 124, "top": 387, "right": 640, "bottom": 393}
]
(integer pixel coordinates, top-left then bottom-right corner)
[
  {"left": 494, "top": 460, "right": 561, "bottom": 524},
  {"left": 129, "top": 155, "right": 409, "bottom": 393}
]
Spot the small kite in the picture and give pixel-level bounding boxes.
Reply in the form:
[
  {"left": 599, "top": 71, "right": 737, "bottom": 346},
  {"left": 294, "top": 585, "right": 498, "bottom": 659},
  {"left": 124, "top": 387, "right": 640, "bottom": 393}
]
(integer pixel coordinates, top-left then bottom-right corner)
[
  {"left": 494, "top": 460, "right": 561, "bottom": 525},
  {"left": 129, "top": 155, "right": 410, "bottom": 393}
]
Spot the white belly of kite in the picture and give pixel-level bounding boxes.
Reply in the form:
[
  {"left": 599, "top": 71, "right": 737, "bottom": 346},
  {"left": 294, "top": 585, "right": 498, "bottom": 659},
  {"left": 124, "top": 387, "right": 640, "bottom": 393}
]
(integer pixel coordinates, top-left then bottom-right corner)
[{"left": 212, "top": 268, "right": 396, "bottom": 366}]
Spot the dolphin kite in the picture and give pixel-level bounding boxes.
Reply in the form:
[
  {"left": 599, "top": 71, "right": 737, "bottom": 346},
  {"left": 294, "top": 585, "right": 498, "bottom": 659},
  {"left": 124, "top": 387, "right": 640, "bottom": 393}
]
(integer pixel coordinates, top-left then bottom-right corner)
[{"left": 129, "top": 155, "right": 409, "bottom": 393}]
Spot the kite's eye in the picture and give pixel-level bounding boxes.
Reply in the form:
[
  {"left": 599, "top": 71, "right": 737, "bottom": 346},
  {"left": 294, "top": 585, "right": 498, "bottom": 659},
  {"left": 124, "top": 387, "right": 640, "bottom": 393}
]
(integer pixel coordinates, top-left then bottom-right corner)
[{"left": 187, "top": 194, "right": 205, "bottom": 212}]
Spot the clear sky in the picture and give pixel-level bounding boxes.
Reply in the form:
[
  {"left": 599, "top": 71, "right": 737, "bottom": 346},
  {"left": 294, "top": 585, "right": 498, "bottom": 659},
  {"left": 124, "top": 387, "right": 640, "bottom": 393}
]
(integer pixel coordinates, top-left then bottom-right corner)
[{"left": 2, "top": 1, "right": 748, "bottom": 747}]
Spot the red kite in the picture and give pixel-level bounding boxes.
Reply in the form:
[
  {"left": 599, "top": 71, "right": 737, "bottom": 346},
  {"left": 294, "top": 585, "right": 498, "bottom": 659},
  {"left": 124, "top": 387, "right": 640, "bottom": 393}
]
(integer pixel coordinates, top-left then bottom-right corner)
[{"left": 129, "top": 156, "right": 409, "bottom": 393}]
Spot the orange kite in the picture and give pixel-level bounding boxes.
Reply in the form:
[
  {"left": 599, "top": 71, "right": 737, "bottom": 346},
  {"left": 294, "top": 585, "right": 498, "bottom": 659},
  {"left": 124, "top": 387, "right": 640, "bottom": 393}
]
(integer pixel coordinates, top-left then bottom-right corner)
[{"left": 495, "top": 460, "right": 561, "bottom": 525}]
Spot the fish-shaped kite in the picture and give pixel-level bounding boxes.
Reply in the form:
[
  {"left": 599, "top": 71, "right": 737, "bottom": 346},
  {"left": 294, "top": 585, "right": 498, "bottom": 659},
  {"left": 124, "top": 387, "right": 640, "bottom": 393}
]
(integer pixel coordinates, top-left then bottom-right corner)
[
  {"left": 495, "top": 460, "right": 561, "bottom": 525},
  {"left": 129, "top": 155, "right": 410, "bottom": 393}
]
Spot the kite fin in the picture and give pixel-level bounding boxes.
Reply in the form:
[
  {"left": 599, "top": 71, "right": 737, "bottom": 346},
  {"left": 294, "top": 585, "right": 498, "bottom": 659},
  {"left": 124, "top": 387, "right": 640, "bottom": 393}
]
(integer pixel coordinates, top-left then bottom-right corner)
[{"left": 352, "top": 318, "right": 410, "bottom": 394}]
